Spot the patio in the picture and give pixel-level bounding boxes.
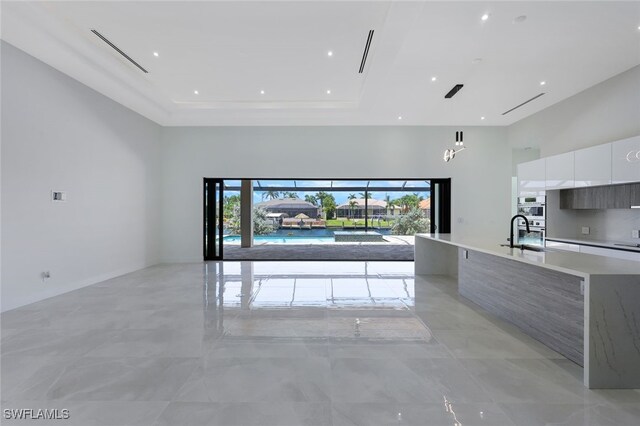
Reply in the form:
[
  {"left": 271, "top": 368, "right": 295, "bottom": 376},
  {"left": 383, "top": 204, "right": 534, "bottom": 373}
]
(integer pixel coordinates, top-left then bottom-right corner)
[{"left": 224, "top": 236, "right": 415, "bottom": 261}]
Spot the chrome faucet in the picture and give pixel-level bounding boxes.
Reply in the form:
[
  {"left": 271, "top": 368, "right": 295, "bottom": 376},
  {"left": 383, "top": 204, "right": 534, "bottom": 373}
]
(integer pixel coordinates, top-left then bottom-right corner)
[{"left": 510, "top": 214, "right": 530, "bottom": 249}]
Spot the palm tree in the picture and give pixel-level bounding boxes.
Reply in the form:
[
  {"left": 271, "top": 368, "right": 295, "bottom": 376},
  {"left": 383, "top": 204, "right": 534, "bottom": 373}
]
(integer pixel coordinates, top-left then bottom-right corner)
[
  {"left": 349, "top": 200, "right": 358, "bottom": 220},
  {"left": 263, "top": 190, "right": 280, "bottom": 200},
  {"left": 315, "top": 191, "right": 326, "bottom": 211},
  {"left": 347, "top": 193, "right": 357, "bottom": 219},
  {"left": 283, "top": 191, "right": 298, "bottom": 199},
  {"left": 359, "top": 192, "right": 372, "bottom": 199},
  {"left": 384, "top": 193, "right": 391, "bottom": 218},
  {"left": 305, "top": 195, "right": 318, "bottom": 205}
]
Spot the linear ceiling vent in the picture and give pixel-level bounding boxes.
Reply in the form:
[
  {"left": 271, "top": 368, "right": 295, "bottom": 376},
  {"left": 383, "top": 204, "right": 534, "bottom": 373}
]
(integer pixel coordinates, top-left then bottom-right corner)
[
  {"left": 359, "top": 30, "right": 374, "bottom": 73},
  {"left": 502, "top": 93, "right": 545, "bottom": 115},
  {"left": 444, "top": 84, "right": 464, "bottom": 99},
  {"left": 90, "top": 29, "right": 149, "bottom": 74}
]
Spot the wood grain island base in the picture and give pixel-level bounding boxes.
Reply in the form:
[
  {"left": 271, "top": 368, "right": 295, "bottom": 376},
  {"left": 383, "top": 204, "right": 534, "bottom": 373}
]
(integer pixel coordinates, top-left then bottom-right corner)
[
  {"left": 415, "top": 233, "right": 640, "bottom": 389},
  {"left": 458, "top": 248, "right": 584, "bottom": 366}
]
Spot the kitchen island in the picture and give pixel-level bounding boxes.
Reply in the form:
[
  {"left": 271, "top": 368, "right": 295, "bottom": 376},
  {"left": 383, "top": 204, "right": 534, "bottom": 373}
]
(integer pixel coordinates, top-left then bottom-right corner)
[{"left": 415, "top": 233, "right": 640, "bottom": 389}]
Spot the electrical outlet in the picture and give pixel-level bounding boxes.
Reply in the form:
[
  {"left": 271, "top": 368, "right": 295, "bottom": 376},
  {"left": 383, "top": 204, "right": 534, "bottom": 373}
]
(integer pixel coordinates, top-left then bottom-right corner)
[
  {"left": 581, "top": 226, "right": 590, "bottom": 235},
  {"left": 41, "top": 271, "right": 51, "bottom": 282},
  {"left": 632, "top": 230, "right": 640, "bottom": 239}
]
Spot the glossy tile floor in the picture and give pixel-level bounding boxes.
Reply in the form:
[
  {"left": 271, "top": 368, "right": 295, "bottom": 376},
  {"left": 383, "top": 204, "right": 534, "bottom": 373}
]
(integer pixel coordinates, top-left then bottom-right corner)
[{"left": 2, "top": 262, "right": 640, "bottom": 426}]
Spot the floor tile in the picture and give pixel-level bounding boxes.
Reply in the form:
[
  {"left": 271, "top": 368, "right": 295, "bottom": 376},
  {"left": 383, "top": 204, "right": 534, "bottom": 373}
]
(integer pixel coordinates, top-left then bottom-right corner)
[
  {"left": 433, "top": 328, "right": 564, "bottom": 359},
  {"left": 85, "top": 329, "right": 205, "bottom": 357},
  {"left": 0, "top": 329, "right": 115, "bottom": 357},
  {"left": 461, "top": 359, "right": 591, "bottom": 404},
  {"left": 44, "top": 357, "right": 199, "bottom": 401},
  {"left": 155, "top": 401, "right": 332, "bottom": 426},
  {"left": 498, "top": 402, "right": 640, "bottom": 426},
  {"left": 201, "top": 357, "right": 331, "bottom": 402},
  {"left": 332, "top": 402, "right": 515, "bottom": 426},
  {"left": 330, "top": 358, "right": 441, "bottom": 403}
]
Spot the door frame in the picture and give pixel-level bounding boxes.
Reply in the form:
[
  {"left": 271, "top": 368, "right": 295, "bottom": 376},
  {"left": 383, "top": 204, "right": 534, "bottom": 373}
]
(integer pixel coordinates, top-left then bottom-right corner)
[
  {"left": 430, "top": 178, "right": 451, "bottom": 233},
  {"left": 203, "top": 178, "right": 224, "bottom": 260}
]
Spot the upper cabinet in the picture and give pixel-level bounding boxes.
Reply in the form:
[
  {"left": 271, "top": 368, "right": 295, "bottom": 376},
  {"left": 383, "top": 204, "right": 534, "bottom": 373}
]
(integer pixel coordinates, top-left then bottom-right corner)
[
  {"left": 612, "top": 136, "right": 640, "bottom": 184},
  {"left": 517, "top": 135, "right": 640, "bottom": 197},
  {"left": 545, "top": 152, "right": 575, "bottom": 190},
  {"left": 517, "top": 158, "right": 545, "bottom": 196},
  {"left": 574, "top": 143, "right": 612, "bottom": 187}
]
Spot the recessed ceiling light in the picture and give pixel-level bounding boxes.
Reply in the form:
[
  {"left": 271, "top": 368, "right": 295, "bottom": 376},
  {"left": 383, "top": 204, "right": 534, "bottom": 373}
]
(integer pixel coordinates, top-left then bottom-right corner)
[
  {"left": 194, "top": 90, "right": 199, "bottom": 95},
  {"left": 260, "top": 90, "right": 265, "bottom": 95},
  {"left": 398, "top": 116, "right": 403, "bottom": 120},
  {"left": 481, "top": 13, "right": 490, "bottom": 21},
  {"left": 481, "top": 116, "right": 485, "bottom": 120},
  {"left": 514, "top": 15, "right": 527, "bottom": 23},
  {"left": 540, "top": 81, "right": 546, "bottom": 86},
  {"left": 472, "top": 58, "right": 483, "bottom": 64},
  {"left": 327, "top": 51, "right": 333, "bottom": 57},
  {"left": 431, "top": 76, "right": 437, "bottom": 82},
  {"left": 153, "top": 52, "right": 159, "bottom": 57},
  {"left": 326, "top": 89, "right": 331, "bottom": 94}
]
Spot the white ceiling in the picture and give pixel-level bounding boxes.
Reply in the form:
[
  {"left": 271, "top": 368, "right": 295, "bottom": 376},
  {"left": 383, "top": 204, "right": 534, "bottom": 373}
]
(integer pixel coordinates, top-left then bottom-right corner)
[{"left": 2, "top": 1, "right": 639, "bottom": 126}]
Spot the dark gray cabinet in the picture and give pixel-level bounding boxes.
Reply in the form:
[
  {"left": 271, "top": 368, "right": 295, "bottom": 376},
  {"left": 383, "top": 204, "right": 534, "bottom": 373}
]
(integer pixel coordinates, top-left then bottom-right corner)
[{"left": 560, "top": 182, "right": 640, "bottom": 209}]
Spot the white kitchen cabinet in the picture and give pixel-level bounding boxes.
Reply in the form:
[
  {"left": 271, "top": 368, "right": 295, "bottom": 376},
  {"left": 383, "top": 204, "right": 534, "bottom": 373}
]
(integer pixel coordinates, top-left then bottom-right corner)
[
  {"left": 612, "top": 135, "right": 640, "bottom": 184},
  {"left": 545, "top": 152, "right": 575, "bottom": 190},
  {"left": 574, "top": 143, "right": 612, "bottom": 187},
  {"left": 517, "top": 158, "right": 546, "bottom": 196},
  {"left": 579, "top": 245, "right": 640, "bottom": 262}
]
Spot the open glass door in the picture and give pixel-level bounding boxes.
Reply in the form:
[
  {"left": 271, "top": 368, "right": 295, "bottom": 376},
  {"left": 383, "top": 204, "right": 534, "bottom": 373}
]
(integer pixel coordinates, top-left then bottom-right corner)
[{"left": 203, "top": 178, "right": 224, "bottom": 260}]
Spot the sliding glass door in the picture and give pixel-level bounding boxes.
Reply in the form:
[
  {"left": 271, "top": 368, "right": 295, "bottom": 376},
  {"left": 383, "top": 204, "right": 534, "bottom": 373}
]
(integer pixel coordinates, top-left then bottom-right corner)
[{"left": 203, "top": 178, "right": 450, "bottom": 258}]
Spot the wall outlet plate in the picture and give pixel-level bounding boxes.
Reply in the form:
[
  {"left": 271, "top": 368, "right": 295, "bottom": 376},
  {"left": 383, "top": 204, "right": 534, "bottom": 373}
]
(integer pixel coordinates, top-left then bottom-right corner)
[
  {"left": 632, "top": 230, "right": 640, "bottom": 239},
  {"left": 581, "top": 226, "right": 590, "bottom": 235}
]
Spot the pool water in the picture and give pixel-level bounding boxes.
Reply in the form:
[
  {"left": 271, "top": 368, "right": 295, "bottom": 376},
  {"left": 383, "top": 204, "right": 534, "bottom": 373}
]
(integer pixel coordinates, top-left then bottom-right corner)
[
  {"left": 270, "top": 228, "right": 391, "bottom": 237},
  {"left": 223, "top": 235, "right": 334, "bottom": 244},
  {"left": 223, "top": 228, "right": 391, "bottom": 244}
]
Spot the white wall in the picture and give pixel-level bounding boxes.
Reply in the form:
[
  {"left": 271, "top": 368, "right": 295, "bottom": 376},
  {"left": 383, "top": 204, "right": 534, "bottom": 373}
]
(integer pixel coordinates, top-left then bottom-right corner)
[
  {"left": 1, "top": 42, "right": 162, "bottom": 311},
  {"left": 508, "top": 65, "right": 640, "bottom": 157},
  {"left": 161, "top": 126, "right": 512, "bottom": 262}
]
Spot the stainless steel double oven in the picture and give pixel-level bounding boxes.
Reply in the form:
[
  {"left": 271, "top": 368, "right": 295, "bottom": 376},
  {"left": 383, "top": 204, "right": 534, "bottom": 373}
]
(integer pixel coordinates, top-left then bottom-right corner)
[{"left": 516, "top": 196, "right": 545, "bottom": 246}]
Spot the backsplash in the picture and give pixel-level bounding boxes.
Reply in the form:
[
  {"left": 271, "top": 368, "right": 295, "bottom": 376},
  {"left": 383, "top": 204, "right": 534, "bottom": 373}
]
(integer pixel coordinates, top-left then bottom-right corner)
[{"left": 546, "top": 190, "right": 640, "bottom": 243}]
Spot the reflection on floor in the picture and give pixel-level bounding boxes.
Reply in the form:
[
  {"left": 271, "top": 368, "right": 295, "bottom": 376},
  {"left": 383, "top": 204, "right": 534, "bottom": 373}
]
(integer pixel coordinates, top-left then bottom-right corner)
[{"left": 1, "top": 262, "right": 640, "bottom": 425}]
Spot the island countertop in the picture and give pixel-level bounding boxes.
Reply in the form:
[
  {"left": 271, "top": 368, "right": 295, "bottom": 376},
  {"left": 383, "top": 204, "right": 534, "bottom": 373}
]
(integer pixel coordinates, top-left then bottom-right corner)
[{"left": 415, "top": 233, "right": 640, "bottom": 278}]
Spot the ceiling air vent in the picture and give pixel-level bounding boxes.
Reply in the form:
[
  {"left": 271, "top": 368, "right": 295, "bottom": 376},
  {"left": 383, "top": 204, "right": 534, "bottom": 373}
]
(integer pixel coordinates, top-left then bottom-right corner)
[
  {"left": 359, "top": 30, "right": 374, "bottom": 74},
  {"left": 444, "top": 84, "right": 464, "bottom": 99},
  {"left": 90, "top": 29, "right": 149, "bottom": 74},
  {"left": 502, "top": 93, "right": 545, "bottom": 115}
]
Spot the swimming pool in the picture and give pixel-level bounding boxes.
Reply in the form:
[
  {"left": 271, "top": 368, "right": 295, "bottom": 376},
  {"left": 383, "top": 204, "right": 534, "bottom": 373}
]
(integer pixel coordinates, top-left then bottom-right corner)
[
  {"left": 270, "top": 228, "right": 391, "bottom": 237},
  {"left": 223, "top": 235, "right": 334, "bottom": 244},
  {"left": 222, "top": 227, "right": 394, "bottom": 244}
]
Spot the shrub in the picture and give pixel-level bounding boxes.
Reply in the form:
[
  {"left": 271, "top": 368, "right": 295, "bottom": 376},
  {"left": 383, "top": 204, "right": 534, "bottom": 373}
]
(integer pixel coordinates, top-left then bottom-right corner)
[
  {"left": 228, "top": 206, "right": 273, "bottom": 235},
  {"left": 391, "top": 208, "right": 430, "bottom": 235}
]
